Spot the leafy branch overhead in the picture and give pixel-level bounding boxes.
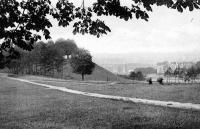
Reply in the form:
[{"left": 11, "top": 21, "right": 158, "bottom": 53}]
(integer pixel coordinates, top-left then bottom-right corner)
[{"left": 0, "top": 0, "right": 200, "bottom": 54}]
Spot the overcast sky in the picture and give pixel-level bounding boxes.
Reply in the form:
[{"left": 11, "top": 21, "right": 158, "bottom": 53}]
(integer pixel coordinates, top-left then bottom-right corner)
[{"left": 47, "top": 1, "right": 200, "bottom": 63}]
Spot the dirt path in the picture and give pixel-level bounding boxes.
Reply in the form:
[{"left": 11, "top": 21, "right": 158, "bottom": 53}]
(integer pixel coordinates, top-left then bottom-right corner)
[{"left": 6, "top": 76, "right": 200, "bottom": 110}]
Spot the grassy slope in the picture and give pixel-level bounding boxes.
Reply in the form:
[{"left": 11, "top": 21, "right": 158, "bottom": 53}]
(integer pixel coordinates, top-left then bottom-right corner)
[
  {"left": 62, "top": 63, "right": 127, "bottom": 82},
  {"left": 1, "top": 77, "right": 200, "bottom": 129},
  {"left": 27, "top": 78, "right": 200, "bottom": 104}
]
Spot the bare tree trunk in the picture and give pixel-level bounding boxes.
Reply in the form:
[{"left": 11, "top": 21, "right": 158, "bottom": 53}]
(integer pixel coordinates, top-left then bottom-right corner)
[
  {"left": 67, "top": 55, "right": 69, "bottom": 60},
  {"left": 178, "top": 75, "right": 179, "bottom": 84},
  {"left": 62, "top": 64, "right": 64, "bottom": 78},
  {"left": 81, "top": 73, "right": 84, "bottom": 81}
]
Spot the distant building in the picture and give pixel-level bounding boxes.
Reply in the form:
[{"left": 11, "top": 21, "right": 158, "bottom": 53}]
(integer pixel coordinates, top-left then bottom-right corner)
[
  {"left": 156, "top": 61, "right": 169, "bottom": 74},
  {"left": 101, "top": 63, "right": 155, "bottom": 75},
  {"left": 156, "top": 61, "right": 194, "bottom": 74}
]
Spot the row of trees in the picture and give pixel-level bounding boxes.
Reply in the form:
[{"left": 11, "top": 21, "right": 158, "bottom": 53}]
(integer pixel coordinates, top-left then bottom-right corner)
[
  {"left": 129, "top": 71, "right": 145, "bottom": 81},
  {"left": 6, "top": 39, "right": 95, "bottom": 80},
  {"left": 164, "top": 62, "right": 200, "bottom": 83}
]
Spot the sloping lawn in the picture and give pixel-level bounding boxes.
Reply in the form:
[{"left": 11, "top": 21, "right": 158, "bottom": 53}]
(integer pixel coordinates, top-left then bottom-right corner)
[
  {"left": 28, "top": 77, "right": 200, "bottom": 104},
  {"left": 1, "top": 77, "right": 200, "bottom": 129}
]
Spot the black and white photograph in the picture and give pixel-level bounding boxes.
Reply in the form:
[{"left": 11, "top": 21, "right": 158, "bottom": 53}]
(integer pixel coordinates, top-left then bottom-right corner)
[{"left": 0, "top": 0, "right": 200, "bottom": 129}]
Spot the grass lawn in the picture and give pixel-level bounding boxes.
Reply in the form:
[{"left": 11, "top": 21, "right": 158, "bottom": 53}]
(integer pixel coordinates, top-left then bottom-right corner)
[
  {"left": 23, "top": 75, "right": 200, "bottom": 104},
  {"left": 1, "top": 77, "right": 200, "bottom": 129}
]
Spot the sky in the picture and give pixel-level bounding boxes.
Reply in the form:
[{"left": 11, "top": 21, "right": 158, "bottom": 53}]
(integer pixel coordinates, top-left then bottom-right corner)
[{"left": 47, "top": 1, "right": 200, "bottom": 64}]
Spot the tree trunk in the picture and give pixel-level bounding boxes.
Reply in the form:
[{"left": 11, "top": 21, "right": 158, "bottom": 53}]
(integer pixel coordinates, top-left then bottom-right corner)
[
  {"left": 178, "top": 75, "right": 179, "bottom": 84},
  {"left": 62, "top": 64, "right": 64, "bottom": 78},
  {"left": 81, "top": 73, "right": 84, "bottom": 81},
  {"left": 67, "top": 55, "right": 70, "bottom": 60}
]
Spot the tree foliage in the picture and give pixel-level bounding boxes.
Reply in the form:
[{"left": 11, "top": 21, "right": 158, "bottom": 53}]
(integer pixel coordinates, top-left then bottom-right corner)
[
  {"left": 186, "top": 66, "right": 198, "bottom": 81},
  {"left": 55, "top": 38, "right": 78, "bottom": 59},
  {"left": 6, "top": 38, "right": 95, "bottom": 80},
  {"left": 164, "top": 62, "right": 200, "bottom": 83},
  {"left": 7, "top": 40, "right": 65, "bottom": 75},
  {"left": 134, "top": 67, "right": 157, "bottom": 75},
  {"left": 157, "top": 77, "right": 164, "bottom": 85},
  {"left": 1, "top": 0, "right": 200, "bottom": 59},
  {"left": 129, "top": 71, "right": 145, "bottom": 81},
  {"left": 70, "top": 48, "right": 95, "bottom": 81}
]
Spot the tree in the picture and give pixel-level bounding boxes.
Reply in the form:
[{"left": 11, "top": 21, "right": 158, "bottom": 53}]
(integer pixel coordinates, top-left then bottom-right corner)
[
  {"left": 0, "top": 47, "right": 20, "bottom": 70},
  {"left": 136, "top": 71, "right": 145, "bottom": 81},
  {"left": 164, "top": 67, "right": 172, "bottom": 84},
  {"left": 187, "top": 66, "right": 198, "bottom": 83},
  {"left": 147, "top": 77, "right": 153, "bottom": 85},
  {"left": 129, "top": 71, "right": 136, "bottom": 80},
  {"left": 157, "top": 77, "right": 164, "bottom": 85},
  {"left": 129, "top": 71, "right": 145, "bottom": 81},
  {"left": 178, "top": 67, "right": 187, "bottom": 83},
  {"left": 70, "top": 49, "right": 95, "bottom": 81},
  {"left": 55, "top": 38, "right": 78, "bottom": 59},
  {"left": 134, "top": 67, "right": 157, "bottom": 75},
  {"left": 6, "top": 40, "right": 65, "bottom": 76},
  {"left": 38, "top": 41, "right": 64, "bottom": 76},
  {"left": 174, "top": 66, "right": 181, "bottom": 83},
  {"left": 1, "top": 0, "right": 200, "bottom": 62},
  {"left": 195, "top": 61, "right": 200, "bottom": 76}
]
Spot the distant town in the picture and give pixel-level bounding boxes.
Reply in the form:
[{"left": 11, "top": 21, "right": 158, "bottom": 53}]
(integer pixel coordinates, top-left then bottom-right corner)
[{"left": 101, "top": 61, "right": 195, "bottom": 75}]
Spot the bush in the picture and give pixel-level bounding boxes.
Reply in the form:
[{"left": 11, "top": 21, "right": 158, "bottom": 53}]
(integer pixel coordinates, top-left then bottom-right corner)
[
  {"left": 146, "top": 77, "right": 152, "bottom": 85},
  {"left": 157, "top": 77, "right": 164, "bottom": 85},
  {"left": 129, "top": 71, "right": 145, "bottom": 81}
]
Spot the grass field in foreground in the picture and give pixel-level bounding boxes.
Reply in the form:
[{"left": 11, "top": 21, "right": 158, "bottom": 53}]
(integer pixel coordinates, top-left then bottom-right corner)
[
  {"left": 24, "top": 76, "right": 200, "bottom": 104},
  {"left": 1, "top": 77, "right": 200, "bottom": 129}
]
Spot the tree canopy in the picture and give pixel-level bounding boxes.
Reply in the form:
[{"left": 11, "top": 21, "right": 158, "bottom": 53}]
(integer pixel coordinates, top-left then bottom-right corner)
[
  {"left": 70, "top": 48, "right": 95, "bottom": 81},
  {"left": 129, "top": 71, "right": 145, "bottom": 81},
  {"left": 55, "top": 38, "right": 78, "bottom": 59},
  {"left": 7, "top": 40, "right": 65, "bottom": 75},
  {"left": 0, "top": 0, "right": 199, "bottom": 58}
]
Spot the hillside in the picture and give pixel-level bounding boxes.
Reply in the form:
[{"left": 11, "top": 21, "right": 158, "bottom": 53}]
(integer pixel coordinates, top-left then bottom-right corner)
[
  {"left": 3, "top": 60, "right": 128, "bottom": 82},
  {"left": 61, "top": 63, "right": 127, "bottom": 82}
]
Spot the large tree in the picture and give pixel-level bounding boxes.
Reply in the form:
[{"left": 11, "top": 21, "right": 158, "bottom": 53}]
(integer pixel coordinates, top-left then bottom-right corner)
[
  {"left": 55, "top": 38, "right": 78, "bottom": 59},
  {"left": 0, "top": 0, "right": 199, "bottom": 57},
  {"left": 70, "top": 48, "right": 95, "bottom": 81}
]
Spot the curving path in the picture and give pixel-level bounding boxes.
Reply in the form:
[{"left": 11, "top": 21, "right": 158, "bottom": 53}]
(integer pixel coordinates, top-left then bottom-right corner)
[{"left": 5, "top": 75, "right": 200, "bottom": 111}]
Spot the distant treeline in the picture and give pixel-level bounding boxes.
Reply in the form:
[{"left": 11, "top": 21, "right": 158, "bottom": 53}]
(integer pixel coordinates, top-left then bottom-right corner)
[
  {"left": 134, "top": 67, "right": 157, "bottom": 75},
  {"left": 164, "top": 62, "right": 200, "bottom": 83},
  {"left": 119, "top": 71, "right": 145, "bottom": 81}
]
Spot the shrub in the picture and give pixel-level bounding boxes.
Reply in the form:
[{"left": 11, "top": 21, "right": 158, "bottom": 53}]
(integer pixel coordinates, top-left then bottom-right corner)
[
  {"left": 146, "top": 77, "right": 152, "bottom": 85},
  {"left": 157, "top": 77, "right": 164, "bottom": 85}
]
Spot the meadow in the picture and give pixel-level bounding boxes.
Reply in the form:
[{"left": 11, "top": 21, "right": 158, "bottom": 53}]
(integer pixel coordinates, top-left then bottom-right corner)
[
  {"left": 20, "top": 75, "right": 200, "bottom": 104},
  {"left": 1, "top": 75, "right": 200, "bottom": 129}
]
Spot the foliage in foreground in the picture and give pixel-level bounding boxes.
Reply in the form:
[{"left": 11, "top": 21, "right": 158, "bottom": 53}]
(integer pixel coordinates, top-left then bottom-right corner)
[{"left": 1, "top": 0, "right": 200, "bottom": 60}]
